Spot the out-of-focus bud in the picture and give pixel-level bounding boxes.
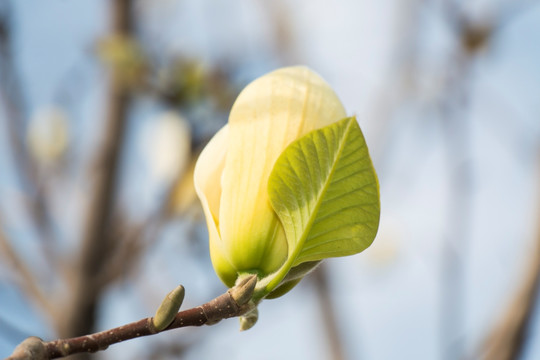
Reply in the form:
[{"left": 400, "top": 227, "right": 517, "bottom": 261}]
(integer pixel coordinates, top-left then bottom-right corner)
[
  {"left": 27, "top": 106, "right": 69, "bottom": 166},
  {"left": 141, "top": 111, "right": 191, "bottom": 184},
  {"left": 157, "top": 59, "right": 206, "bottom": 105},
  {"left": 167, "top": 157, "right": 199, "bottom": 217},
  {"left": 97, "top": 34, "right": 147, "bottom": 89}
]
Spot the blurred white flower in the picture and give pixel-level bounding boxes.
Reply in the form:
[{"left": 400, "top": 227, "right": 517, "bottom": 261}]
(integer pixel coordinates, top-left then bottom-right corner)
[
  {"left": 141, "top": 111, "right": 191, "bottom": 184},
  {"left": 27, "top": 106, "right": 69, "bottom": 165}
]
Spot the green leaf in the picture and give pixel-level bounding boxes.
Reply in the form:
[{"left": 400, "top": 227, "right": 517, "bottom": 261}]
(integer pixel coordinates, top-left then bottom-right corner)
[{"left": 265, "top": 117, "right": 380, "bottom": 291}]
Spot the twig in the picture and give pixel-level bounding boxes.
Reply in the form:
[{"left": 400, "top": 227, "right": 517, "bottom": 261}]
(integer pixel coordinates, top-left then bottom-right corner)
[
  {"left": 6, "top": 276, "right": 257, "bottom": 360},
  {"left": 98, "top": 153, "right": 201, "bottom": 288},
  {"left": 481, "top": 245, "right": 540, "bottom": 360},
  {"left": 59, "top": 0, "right": 134, "bottom": 341},
  {"left": 479, "top": 156, "right": 540, "bottom": 360},
  {"left": 438, "top": 44, "right": 474, "bottom": 360},
  {"left": 0, "top": 220, "right": 56, "bottom": 318},
  {"left": 0, "top": 0, "right": 58, "bottom": 258},
  {"left": 313, "top": 264, "right": 347, "bottom": 360}
]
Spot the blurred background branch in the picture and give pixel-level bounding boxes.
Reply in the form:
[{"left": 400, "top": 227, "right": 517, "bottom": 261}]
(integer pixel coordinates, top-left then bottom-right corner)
[
  {"left": 0, "top": 220, "right": 55, "bottom": 319},
  {"left": 0, "top": 1, "right": 57, "bottom": 264},
  {"left": 480, "top": 154, "right": 540, "bottom": 360},
  {"left": 59, "top": 0, "right": 135, "bottom": 347}
]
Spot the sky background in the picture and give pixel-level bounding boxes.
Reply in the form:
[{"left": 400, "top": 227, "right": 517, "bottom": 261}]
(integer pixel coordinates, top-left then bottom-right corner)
[{"left": 1, "top": 0, "right": 540, "bottom": 359}]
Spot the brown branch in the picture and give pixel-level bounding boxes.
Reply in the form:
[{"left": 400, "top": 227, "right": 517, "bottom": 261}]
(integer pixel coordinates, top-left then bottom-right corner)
[
  {"left": 313, "top": 264, "right": 346, "bottom": 360},
  {"left": 479, "top": 160, "right": 540, "bottom": 360},
  {"left": 59, "top": 0, "right": 135, "bottom": 341},
  {"left": 0, "top": 219, "right": 56, "bottom": 319},
  {"left": 479, "top": 233, "right": 540, "bottom": 360},
  {"left": 0, "top": 1, "right": 58, "bottom": 255},
  {"left": 98, "top": 153, "right": 201, "bottom": 288},
  {"left": 6, "top": 276, "right": 257, "bottom": 360}
]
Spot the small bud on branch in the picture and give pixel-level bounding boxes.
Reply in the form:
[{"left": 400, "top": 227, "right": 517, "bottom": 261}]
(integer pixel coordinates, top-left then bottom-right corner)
[
  {"left": 153, "top": 285, "right": 185, "bottom": 331},
  {"left": 5, "top": 282, "right": 256, "bottom": 360}
]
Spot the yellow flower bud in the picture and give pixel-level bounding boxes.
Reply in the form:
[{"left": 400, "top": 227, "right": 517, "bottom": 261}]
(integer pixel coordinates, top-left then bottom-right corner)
[{"left": 194, "top": 66, "right": 346, "bottom": 288}]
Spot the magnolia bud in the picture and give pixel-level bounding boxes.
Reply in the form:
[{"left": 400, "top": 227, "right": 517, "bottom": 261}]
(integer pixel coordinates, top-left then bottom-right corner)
[{"left": 194, "top": 67, "right": 346, "bottom": 292}]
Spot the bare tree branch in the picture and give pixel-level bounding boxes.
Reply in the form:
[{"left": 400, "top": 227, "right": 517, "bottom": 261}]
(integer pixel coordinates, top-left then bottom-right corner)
[
  {"left": 6, "top": 276, "right": 257, "bottom": 360},
  {"left": 0, "top": 219, "right": 56, "bottom": 320},
  {"left": 480, "top": 155, "right": 540, "bottom": 360},
  {"left": 59, "top": 0, "right": 135, "bottom": 342},
  {"left": 100, "top": 153, "right": 201, "bottom": 287},
  {"left": 0, "top": 1, "right": 58, "bottom": 254},
  {"left": 313, "top": 265, "right": 347, "bottom": 360}
]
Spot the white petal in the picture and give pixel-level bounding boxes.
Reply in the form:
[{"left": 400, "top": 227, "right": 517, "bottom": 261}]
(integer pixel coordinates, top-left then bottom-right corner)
[
  {"left": 193, "top": 125, "right": 237, "bottom": 286},
  {"left": 219, "top": 66, "right": 346, "bottom": 273}
]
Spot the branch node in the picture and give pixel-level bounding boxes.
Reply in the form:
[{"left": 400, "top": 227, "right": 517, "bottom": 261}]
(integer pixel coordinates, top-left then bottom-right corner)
[
  {"left": 239, "top": 306, "right": 259, "bottom": 331},
  {"left": 228, "top": 274, "right": 257, "bottom": 306},
  {"left": 6, "top": 337, "right": 47, "bottom": 360}
]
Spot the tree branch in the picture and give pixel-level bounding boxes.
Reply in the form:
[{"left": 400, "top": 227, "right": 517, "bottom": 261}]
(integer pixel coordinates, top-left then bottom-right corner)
[
  {"left": 0, "top": 219, "right": 56, "bottom": 319},
  {"left": 479, "top": 159, "right": 540, "bottom": 360},
  {"left": 59, "top": 0, "right": 135, "bottom": 341},
  {"left": 313, "top": 264, "right": 346, "bottom": 360},
  {"left": 479, "top": 229, "right": 540, "bottom": 360},
  {"left": 6, "top": 276, "right": 257, "bottom": 360},
  {"left": 0, "top": 0, "right": 58, "bottom": 257}
]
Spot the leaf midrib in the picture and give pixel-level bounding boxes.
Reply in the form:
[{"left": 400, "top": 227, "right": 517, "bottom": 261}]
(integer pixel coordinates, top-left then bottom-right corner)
[{"left": 265, "top": 117, "right": 354, "bottom": 292}]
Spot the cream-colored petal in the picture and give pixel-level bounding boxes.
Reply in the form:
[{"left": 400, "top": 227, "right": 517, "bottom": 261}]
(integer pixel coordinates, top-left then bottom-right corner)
[
  {"left": 219, "top": 66, "right": 347, "bottom": 274},
  {"left": 193, "top": 125, "right": 237, "bottom": 286}
]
